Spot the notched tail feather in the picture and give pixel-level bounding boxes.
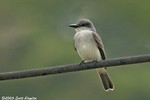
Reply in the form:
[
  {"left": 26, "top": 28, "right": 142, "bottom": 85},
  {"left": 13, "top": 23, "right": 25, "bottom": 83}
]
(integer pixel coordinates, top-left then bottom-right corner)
[
  {"left": 97, "top": 69, "right": 114, "bottom": 91},
  {"left": 100, "top": 73, "right": 114, "bottom": 91}
]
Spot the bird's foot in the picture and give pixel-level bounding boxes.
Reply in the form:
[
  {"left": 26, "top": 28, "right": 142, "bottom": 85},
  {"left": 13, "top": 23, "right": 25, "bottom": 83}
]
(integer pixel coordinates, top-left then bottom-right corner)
[
  {"left": 91, "top": 60, "right": 98, "bottom": 63},
  {"left": 90, "top": 60, "right": 99, "bottom": 65},
  {"left": 80, "top": 60, "right": 85, "bottom": 65}
]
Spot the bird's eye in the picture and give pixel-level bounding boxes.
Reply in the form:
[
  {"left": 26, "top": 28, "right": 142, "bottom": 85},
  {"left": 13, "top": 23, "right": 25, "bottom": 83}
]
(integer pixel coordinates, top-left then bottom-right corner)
[
  {"left": 81, "top": 24, "right": 86, "bottom": 26},
  {"left": 81, "top": 23, "right": 88, "bottom": 27}
]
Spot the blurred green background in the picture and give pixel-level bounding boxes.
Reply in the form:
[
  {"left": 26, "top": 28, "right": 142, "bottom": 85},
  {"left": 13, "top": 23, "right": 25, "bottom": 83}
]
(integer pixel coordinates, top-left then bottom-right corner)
[{"left": 0, "top": 0, "right": 150, "bottom": 100}]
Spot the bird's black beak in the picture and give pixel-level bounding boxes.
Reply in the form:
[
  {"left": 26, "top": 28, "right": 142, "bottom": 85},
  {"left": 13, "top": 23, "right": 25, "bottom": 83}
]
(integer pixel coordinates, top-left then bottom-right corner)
[{"left": 69, "top": 24, "right": 79, "bottom": 28}]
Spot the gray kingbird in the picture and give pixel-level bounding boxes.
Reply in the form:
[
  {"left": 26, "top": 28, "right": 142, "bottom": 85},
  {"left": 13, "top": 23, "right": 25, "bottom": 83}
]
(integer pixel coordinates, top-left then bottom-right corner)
[{"left": 69, "top": 19, "right": 114, "bottom": 91}]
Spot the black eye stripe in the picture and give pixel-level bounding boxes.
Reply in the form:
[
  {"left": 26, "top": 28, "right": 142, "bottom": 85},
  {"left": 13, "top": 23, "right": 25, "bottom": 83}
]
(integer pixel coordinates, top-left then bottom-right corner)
[
  {"left": 83, "top": 23, "right": 88, "bottom": 26},
  {"left": 80, "top": 23, "right": 89, "bottom": 26}
]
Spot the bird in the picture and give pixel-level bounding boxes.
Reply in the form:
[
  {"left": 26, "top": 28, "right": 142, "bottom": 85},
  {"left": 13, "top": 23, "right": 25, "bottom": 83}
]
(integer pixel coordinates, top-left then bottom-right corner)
[{"left": 69, "top": 19, "right": 114, "bottom": 91}]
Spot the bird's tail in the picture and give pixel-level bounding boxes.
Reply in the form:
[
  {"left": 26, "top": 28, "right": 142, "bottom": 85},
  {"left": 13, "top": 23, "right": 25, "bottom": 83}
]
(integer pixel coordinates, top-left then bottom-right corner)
[{"left": 96, "top": 68, "right": 114, "bottom": 91}]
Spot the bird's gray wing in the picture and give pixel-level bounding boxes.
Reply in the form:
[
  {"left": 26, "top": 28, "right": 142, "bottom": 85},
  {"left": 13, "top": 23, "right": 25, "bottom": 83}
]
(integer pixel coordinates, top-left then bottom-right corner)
[
  {"left": 73, "top": 40, "right": 77, "bottom": 51},
  {"left": 92, "top": 32, "right": 106, "bottom": 60}
]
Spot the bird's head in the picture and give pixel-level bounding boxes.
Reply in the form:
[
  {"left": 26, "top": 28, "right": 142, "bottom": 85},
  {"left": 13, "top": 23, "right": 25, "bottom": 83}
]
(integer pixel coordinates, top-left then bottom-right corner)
[{"left": 69, "top": 19, "right": 96, "bottom": 32}]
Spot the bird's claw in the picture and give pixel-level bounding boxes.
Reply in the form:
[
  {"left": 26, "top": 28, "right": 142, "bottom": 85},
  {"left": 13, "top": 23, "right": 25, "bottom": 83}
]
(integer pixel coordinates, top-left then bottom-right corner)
[
  {"left": 91, "top": 60, "right": 98, "bottom": 63},
  {"left": 79, "top": 60, "right": 85, "bottom": 65}
]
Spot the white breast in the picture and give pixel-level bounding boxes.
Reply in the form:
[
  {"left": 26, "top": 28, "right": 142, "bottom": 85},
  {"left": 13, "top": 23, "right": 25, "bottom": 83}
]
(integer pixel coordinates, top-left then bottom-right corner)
[{"left": 74, "top": 30, "right": 101, "bottom": 62}]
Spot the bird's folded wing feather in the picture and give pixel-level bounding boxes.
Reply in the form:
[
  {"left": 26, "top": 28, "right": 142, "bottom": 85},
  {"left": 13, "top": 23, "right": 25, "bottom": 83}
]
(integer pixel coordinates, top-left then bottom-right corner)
[{"left": 92, "top": 32, "right": 106, "bottom": 60}]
